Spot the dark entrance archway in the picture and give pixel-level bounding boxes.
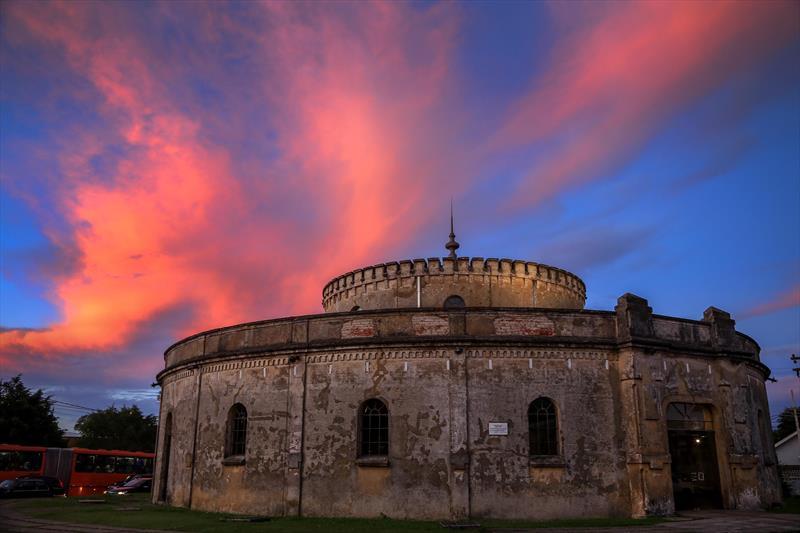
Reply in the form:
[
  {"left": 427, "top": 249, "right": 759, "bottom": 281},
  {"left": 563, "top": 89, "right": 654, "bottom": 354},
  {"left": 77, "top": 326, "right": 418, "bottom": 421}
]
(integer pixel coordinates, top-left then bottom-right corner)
[
  {"left": 158, "top": 412, "right": 172, "bottom": 503},
  {"left": 667, "top": 403, "right": 722, "bottom": 510}
]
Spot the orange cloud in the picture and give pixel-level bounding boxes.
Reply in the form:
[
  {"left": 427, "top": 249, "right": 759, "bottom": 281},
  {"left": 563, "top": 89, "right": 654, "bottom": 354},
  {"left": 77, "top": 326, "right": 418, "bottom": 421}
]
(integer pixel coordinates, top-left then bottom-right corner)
[
  {"left": 1, "top": 0, "right": 797, "bottom": 376},
  {"left": 0, "top": 1, "right": 464, "bottom": 365}
]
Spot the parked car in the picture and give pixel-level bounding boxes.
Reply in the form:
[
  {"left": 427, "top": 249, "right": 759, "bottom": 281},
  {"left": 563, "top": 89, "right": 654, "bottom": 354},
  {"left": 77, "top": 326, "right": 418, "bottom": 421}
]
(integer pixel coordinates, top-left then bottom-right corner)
[
  {"left": 0, "top": 478, "right": 53, "bottom": 498},
  {"left": 105, "top": 476, "right": 152, "bottom": 495},
  {"left": 107, "top": 473, "right": 150, "bottom": 490},
  {"left": 16, "top": 475, "right": 65, "bottom": 496}
]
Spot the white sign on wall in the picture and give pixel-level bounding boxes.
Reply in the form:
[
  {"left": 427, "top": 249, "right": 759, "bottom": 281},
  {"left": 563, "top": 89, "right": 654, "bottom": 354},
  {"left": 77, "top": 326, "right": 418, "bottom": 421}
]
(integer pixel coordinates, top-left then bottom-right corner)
[{"left": 488, "top": 422, "right": 508, "bottom": 436}]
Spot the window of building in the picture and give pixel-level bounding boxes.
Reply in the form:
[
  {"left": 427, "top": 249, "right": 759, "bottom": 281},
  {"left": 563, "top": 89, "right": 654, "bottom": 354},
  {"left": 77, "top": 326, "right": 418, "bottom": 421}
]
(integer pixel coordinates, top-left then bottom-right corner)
[
  {"left": 225, "top": 403, "right": 248, "bottom": 459},
  {"left": 359, "top": 399, "right": 388, "bottom": 457},
  {"left": 528, "top": 397, "right": 559, "bottom": 456},
  {"left": 444, "top": 295, "right": 465, "bottom": 309},
  {"left": 666, "top": 403, "right": 713, "bottom": 431}
]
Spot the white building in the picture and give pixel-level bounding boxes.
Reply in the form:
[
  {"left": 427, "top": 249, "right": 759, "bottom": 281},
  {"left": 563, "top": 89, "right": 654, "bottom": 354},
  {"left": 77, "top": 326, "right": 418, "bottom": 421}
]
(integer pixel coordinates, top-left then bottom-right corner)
[{"left": 775, "top": 431, "right": 800, "bottom": 496}]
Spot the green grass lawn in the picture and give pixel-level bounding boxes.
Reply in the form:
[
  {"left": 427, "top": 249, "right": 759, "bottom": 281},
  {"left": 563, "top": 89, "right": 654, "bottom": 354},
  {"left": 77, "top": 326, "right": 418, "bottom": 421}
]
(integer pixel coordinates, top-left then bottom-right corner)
[
  {"left": 771, "top": 496, "right": 800, "bottom": 514},
  {"left": 10, "top": 494, "right": 665, "bottom": 532}
]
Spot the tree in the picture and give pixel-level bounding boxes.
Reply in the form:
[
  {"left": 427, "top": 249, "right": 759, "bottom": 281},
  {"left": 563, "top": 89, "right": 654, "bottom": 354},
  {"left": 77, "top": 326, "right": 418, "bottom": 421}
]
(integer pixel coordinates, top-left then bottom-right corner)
[
  {"left": 0, "top": 375, "right": 65, "bottom": 446},
  {"left": 75, "top": 405, "right": 157, "bottom": 452},
  {"left": 774, "top": 407, "right": 800, "bottom": 443}
]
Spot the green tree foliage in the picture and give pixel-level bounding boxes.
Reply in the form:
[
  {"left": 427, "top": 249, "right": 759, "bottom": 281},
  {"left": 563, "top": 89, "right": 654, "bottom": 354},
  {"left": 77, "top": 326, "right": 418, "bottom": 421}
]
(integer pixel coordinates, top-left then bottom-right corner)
[
  {"left": 0, "top": 375, "right": 65, "bottom": 446},
  {"left": 75, "top": 405, "right": 157, "bottom": 452},
  {"left": 774, "top": 407, "right": 800, "bottom": 443}
]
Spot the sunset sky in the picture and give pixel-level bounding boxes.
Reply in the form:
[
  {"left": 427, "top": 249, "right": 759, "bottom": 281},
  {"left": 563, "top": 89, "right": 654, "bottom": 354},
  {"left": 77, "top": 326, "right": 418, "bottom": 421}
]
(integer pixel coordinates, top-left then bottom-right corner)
[{"left": 1, "top": 0, "right": 798, "bottom": 431}]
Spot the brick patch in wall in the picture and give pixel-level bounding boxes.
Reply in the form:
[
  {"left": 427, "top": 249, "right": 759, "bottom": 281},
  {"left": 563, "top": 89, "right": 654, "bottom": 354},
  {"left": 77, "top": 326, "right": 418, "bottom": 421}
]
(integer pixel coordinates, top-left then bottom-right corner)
[
  {"left": 341, "top": 319, "right": 376, "bottom": 338},
  {"left": 494, "top": 315, "right": 555, "bottom": 336},
  {"left": 412, "top": 315, "right": 449, "bottom": 336}
]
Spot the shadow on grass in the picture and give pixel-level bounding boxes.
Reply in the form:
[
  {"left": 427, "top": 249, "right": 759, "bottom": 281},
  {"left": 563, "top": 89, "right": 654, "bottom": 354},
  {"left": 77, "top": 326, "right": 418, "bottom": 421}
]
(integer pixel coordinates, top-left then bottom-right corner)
[
  {"left": 771, "top": 496, "right": 800, "bottom": 514},
  {"left": 10, "top": 494, "right": 665, "bottom": 532}
]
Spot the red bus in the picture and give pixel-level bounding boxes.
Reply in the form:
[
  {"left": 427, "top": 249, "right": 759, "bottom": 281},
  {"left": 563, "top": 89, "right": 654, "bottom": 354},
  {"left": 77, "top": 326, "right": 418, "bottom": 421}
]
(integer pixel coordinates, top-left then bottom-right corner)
[
  {"left": 67, "top": 448, "right": 154, "bottom": 496},
  {"left": 0, "top": 444, "right": 46, "bottom": 481},
  {"left": 0, "top": 444, "right": 154, "bottom": 496}
]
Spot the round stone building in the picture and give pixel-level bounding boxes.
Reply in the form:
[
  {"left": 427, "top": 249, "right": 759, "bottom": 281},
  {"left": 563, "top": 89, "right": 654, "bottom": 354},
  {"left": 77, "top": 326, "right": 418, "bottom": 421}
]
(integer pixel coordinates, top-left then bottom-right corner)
[{"left": 153, "top": 234, "right": 780, "bottom": 519}]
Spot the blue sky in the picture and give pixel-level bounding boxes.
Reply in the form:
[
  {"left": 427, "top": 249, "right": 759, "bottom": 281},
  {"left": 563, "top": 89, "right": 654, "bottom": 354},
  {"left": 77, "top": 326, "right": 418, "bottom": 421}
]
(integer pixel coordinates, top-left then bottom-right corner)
[{"left": 1, "top": 0, "right": 798, "bottom": 430}]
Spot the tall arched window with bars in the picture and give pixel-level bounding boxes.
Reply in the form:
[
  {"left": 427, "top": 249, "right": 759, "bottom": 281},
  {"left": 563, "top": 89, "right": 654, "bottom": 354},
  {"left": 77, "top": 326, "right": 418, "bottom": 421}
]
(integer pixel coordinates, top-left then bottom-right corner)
[
  {"left": 528, "top": 397, "right": 559, "bottom": 456},
  {"left": 359, "top": 399, "right": 389, "bottom": 457},
  {"left": 225, "top": 403, "right": 248, "bottom": 458}
]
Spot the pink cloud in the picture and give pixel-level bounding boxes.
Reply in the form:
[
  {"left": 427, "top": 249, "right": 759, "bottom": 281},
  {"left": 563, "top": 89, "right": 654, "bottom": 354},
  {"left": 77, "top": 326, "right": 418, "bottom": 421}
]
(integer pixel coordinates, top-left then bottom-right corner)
[
  {"left": 0, "top": 1, "right": 466, "bottom": 367},
  {"left": 1, "top": 0, "right": 797, "bottom": 376},
  {"left": 744, "top": 285, "right": 800, "bottom": 318},
  {"left": 488, "top": 0, "right": 799, "bottom": 208}
]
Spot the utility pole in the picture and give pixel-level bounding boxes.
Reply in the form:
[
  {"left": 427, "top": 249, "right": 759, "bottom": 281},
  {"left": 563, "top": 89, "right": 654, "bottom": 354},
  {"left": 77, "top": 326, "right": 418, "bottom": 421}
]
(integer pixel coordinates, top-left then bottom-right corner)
[{"left": 791, "top": 354, "right": 800, "bottom": 437}]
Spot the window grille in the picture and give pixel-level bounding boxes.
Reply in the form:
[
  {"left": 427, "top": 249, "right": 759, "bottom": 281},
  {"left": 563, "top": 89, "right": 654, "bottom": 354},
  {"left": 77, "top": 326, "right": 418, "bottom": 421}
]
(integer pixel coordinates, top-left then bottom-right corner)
[
  {"left": 360, "top": 399, "right": 388, "bottom": 457},
  {"left": 528, "top": 398, "right": 558, "bottom": 456},
  {"left": 226, "top": 404, "right": 248, "bottom": 457},
  {"left": 666, "top": 403, "right": 713, "bottom": 431}
]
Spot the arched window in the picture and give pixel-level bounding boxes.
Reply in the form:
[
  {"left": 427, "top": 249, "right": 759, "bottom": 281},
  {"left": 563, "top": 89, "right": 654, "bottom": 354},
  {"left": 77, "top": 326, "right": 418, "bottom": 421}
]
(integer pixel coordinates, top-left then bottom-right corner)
[
  {"left": 351, "top": 305, "right": 361, "bottom": 311},
  {"left": 528, "top": 398, "right": 558, "bottom": 456},
  {"left": 444, "top": 295, "right": 465, "bottom": 309},
  {"left": 666, "top": 403, "right": 713, "bottom": 431},
  {"left": 359, "top": 399, "right": 388, "bottom": 457},
  {"left": 225, "top": 403, "right": 248, "bottom": 458}
]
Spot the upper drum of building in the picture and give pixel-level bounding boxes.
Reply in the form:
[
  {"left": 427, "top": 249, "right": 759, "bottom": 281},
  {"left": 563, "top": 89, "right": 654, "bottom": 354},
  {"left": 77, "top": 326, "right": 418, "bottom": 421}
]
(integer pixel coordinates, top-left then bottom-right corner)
[
  {"left": 323, "top": 210, "right": 586, "bottom": 312},
  {"left": 322, "top": 257, "right": 586, "bottom": 313}
]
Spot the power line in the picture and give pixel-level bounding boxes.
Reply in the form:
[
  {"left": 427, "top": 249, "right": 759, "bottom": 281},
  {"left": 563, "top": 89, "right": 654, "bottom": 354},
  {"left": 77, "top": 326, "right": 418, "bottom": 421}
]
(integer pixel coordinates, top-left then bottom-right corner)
[
  {"left": 53, "top": 407, "right": 93, "bottom": 416},
  {"left": 53, "top": 401, "right": 95, "bottom": 410},
  {"left": 52, "top": 400, "right": 99, "bottom": 412}
]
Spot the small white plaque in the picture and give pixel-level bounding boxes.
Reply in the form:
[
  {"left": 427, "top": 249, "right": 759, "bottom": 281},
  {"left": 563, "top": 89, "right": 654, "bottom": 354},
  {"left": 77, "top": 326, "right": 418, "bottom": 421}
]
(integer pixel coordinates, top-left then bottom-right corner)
[{"left": 488, "top": 422, "right": 508, "bottom": 436}]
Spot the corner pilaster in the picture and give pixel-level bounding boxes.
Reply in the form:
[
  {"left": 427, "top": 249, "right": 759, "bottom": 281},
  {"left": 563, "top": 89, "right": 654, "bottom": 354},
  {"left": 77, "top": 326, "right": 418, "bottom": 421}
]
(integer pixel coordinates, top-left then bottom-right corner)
[
  {"left": 284, "top": 358, "right": 306, "bottom": 516},
  {"left": 448, "top": 349, "right": 470, "bottom": 519}
]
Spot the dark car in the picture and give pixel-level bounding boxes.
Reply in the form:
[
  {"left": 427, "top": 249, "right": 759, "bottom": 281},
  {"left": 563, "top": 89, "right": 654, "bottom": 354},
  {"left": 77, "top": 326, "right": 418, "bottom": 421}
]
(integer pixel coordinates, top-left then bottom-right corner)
[
  {"left": 105, "top": 476, "right": 152, "bottom": 495},
  {"left": 16, "top": 475, "right": 65, "bottom": 496},
  {"left": 0, "top": 478, "right": 53, "bottom": 498}
]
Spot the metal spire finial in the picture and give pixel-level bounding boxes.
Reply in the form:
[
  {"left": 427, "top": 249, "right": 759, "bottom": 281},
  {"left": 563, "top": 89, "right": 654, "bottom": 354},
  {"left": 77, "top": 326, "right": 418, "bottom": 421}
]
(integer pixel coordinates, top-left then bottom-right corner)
[{"left": 445, "top": 199, "right": 460, "bottom": 259}]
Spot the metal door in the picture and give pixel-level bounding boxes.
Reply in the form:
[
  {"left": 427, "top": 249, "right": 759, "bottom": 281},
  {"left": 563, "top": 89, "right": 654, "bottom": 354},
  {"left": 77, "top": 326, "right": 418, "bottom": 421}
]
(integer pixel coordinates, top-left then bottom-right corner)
[{"left": 667, "top": 403, "right": 722, "bottom": 510}]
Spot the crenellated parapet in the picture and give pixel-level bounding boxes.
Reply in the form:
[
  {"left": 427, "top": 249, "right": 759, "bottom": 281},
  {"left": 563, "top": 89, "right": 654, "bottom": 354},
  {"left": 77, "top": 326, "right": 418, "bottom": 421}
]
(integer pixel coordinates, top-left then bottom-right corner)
[{"left": 321, "top": 257, "right": 586, "bottom": 312}]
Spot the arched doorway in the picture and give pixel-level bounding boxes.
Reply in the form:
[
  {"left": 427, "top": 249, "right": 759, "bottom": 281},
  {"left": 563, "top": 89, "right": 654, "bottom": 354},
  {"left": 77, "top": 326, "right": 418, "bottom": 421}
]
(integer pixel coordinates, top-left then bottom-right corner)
[
  {"left": 667, "top": 403, "right": 722, "bottom": 510},
  {"left": 158, "top": 413, "right": 172, "bottom": 503}
]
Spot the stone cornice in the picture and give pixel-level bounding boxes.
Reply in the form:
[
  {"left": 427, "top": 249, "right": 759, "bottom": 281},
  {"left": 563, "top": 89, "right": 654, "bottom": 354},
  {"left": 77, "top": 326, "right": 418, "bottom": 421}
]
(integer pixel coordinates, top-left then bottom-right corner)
[{"left": 160, "top": 306, "right": 765, "bottom": 381}]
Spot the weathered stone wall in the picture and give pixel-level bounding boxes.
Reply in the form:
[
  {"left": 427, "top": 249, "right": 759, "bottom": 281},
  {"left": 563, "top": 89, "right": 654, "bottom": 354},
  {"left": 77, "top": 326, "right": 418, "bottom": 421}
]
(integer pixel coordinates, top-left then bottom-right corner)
[
  {"left": 153, "top": 295, "right": 779, "bottom": 519},
  {"left": 301, "top": 355, "right": 454, "bottom": 519},
  {"left": 466, "top": 351, "right": 627, "bottom": 519},
  {"left": 617, "top": 351, "right": 782, "bottom": 516},
  {"left": 322, "top": 257, "right": 586, "bottom": 312},
  {"left": 613, "top": 295, "right": 780, "bottom": 516},
  {"left": 189, "top": 362, "right": 291, "bottom": 515},
  {"left": 164, "top": 308, "right": 624, "bottom": 370},
  {"left": 154, "top": 369, "right": 199, "bottom": 508}
]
